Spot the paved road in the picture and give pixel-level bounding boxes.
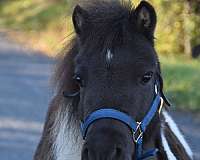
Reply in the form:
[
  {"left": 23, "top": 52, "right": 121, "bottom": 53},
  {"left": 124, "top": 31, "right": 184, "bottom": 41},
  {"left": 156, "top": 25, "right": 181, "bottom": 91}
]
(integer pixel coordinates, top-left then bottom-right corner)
[
  {"left": 0, "top": 33, "right": 53, "bottom": 160},
  {"left": 0, "top": 33, "right": 199, "bottom": 160}
]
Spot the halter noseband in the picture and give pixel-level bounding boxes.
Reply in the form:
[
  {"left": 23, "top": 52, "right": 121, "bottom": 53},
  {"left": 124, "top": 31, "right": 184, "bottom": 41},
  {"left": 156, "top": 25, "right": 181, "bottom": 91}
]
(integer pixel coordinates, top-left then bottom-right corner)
[{"left": 80, "top": 84, "right": 164, "bottom": 160}]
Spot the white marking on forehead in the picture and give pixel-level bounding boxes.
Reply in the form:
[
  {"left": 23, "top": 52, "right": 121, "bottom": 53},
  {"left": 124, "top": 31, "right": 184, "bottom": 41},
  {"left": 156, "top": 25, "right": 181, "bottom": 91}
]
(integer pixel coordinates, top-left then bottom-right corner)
[{"left": 106, "top": 49, "right": 113, "bottom": 64}]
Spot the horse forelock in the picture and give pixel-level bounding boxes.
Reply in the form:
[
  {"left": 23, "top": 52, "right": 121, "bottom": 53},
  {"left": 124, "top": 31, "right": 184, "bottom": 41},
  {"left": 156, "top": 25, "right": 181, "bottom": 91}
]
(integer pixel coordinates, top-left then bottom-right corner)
[{"left": 76, "top": 0, "right": 154, "bottom": 50}]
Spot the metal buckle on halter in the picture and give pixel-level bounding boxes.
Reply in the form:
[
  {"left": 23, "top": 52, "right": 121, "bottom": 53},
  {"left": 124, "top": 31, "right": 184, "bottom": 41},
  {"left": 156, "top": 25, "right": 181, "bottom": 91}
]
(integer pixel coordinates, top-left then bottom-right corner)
[{"left": 133, "top": 122, "right": 143, "bottom": 143}]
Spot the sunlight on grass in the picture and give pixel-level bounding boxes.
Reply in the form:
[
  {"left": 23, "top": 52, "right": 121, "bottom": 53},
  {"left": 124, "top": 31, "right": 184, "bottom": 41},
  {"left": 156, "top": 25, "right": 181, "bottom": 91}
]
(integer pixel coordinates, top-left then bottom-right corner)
[
  {"left": 0, "top": 0, "right": 74, "bottom": 55},
  {"left": 160, "top": 56, "right": 200, "bottom": 111},
  {"left": 0, "top": 0, "right": 71, "bottom": 30}
]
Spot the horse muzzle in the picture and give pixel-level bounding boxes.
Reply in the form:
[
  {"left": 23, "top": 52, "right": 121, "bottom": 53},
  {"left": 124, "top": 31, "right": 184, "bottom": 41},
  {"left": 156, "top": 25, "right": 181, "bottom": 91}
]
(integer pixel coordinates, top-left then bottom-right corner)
[
  {"left": 80, "top": 85, "right": 163, "bottom": 160},
  {"left": 81, "top": 119, "right": 134, "bottom": 160}
]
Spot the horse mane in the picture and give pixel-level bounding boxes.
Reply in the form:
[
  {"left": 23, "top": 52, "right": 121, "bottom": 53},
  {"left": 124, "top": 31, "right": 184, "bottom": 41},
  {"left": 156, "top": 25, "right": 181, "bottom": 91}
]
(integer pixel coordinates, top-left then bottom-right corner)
[
  {"left": 52, "top": 39, "right": 80, "bottom": 137},
  {"left": 75, "top": 0, "right": 133, "bottom": 48}
]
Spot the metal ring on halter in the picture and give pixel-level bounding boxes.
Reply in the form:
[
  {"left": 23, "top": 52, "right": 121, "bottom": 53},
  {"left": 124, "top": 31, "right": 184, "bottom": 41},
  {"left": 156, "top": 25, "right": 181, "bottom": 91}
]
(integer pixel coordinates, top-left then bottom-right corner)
[{"left": 133, "top": 122, "right": 143, "bottom": 143}]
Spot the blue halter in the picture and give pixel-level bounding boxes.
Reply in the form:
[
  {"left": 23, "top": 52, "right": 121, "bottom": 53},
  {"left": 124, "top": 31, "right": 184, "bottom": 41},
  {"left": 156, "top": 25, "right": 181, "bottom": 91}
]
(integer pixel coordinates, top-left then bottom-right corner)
[{"left": 80, "top": 84, "right": 163, "bottom": 160}]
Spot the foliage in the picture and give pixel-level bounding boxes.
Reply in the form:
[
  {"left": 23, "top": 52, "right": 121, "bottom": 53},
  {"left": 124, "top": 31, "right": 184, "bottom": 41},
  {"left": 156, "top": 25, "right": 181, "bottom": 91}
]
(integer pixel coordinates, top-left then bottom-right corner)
[
  {"left": 0, "top": 0, "right": 72, "bottom": 31},
  {"left": 151, "top": 0, "right": 200, "bottom": 55},
  {"left": 0, "top": 0, "right": 74, "bottom": 55},
  {"left": 133, "top": 0, "right": 200, "bottom": 56}
]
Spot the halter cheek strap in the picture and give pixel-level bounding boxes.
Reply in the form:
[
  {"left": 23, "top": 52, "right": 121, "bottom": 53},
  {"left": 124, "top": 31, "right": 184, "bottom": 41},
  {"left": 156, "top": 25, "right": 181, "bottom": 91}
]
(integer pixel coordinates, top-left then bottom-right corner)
[{"left": 80, "top": 85, "right": 164, "bottom": 160}]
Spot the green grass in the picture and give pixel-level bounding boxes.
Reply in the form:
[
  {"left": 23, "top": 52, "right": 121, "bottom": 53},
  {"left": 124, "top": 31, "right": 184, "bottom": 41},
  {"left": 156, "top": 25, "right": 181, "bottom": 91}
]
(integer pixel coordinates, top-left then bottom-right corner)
[
  {"left": 160, "top": 55, "right": 200, "bottom": 111},
  {"left": 0, "top": 0, "right": 74, "bottom": 55},
  {"left": 0, "top": 0, "right": 72, "bottom": 31}
]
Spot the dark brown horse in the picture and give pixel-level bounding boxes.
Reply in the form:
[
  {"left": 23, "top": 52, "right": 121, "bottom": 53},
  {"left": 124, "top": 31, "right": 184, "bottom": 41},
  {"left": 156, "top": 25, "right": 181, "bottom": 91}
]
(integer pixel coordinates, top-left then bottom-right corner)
[{"left": 34, "top": 1, "right": 193, "bottom": 160}]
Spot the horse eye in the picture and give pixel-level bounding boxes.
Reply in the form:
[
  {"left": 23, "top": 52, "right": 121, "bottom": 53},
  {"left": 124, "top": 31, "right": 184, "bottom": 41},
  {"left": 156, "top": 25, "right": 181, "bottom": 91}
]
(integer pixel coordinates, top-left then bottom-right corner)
[
  {"left": 141, "top": 72, "right": 153, "bottom": 84},
  {"left": 73, "top": 75, "right": 84, "bottom": 87}
]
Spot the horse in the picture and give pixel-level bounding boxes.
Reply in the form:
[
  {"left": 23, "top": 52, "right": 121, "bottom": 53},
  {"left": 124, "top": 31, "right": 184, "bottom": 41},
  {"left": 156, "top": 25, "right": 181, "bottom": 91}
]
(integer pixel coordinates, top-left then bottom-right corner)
[{"left": 34, "top": 1, "right": 194, "bottom": 160}]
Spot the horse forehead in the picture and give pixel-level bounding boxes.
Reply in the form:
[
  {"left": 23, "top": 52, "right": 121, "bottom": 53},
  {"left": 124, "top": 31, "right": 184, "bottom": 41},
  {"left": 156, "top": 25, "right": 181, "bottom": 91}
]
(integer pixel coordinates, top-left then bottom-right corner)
[
  {"left": 105, "top": 48, "right": 156, "bottom": 66},
  {"left": 76, "top": 46, "right": 156, "bottom": 69}
]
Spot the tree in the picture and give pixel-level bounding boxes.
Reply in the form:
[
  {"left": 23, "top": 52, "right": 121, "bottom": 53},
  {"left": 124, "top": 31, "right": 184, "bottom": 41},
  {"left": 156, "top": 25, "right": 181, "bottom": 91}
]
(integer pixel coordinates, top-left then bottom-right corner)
[{"left": 135, "top": 0, "right": 200, "bottom": 57}]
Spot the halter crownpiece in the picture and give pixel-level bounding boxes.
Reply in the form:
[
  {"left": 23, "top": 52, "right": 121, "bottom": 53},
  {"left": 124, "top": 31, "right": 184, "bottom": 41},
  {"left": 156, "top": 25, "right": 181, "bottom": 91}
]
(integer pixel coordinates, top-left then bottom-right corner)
[{"left": 80, "top": 83, "right": 164, "bottom": 160}]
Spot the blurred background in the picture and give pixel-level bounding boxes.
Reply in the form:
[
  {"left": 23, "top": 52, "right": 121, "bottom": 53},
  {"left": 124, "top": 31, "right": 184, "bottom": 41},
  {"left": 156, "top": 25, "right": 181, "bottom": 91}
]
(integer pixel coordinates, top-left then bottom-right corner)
[{"left": 0, "top": 0, "right": 199, "bottom": 160}]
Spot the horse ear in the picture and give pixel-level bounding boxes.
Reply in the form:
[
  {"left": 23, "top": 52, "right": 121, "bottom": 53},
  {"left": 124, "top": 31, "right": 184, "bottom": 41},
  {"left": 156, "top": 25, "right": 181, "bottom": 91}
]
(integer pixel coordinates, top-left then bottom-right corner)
[
  {"left": 133, "top": 1, "right": 157, "bottom": 37},
  {"left": 72, "top": 5, "right": 88, "bottom": 35},
  {"left": 157, "top": 74, "right": 171, "bottom": 107}
]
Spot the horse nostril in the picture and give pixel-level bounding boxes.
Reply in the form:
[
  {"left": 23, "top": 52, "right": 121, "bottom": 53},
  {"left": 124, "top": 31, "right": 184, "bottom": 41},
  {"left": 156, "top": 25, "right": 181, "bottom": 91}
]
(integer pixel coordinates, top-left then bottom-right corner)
[
  {"left": 111, "top": 147, "right": 123, "bottom": 159},
  {"left": 116, "top": 147, "right": 122, "bottom": 157},
  {"left": 82, "top": 147, "right": 89, "bottom": 160}
]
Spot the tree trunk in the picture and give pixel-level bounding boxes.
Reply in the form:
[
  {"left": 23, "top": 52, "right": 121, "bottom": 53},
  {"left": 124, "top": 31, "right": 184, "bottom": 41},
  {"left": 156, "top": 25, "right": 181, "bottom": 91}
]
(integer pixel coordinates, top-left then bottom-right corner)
[{"left": 183, "top": 2, "right": 192, "bottom": 57}]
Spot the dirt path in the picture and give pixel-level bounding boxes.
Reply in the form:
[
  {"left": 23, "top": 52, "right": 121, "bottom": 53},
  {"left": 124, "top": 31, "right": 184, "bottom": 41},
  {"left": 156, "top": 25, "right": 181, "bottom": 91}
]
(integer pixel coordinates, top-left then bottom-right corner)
[{"left": 0, "top": 33, "right": 199, "bottom": 160}]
